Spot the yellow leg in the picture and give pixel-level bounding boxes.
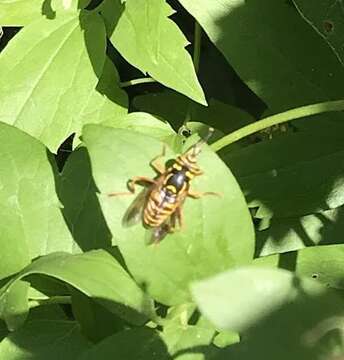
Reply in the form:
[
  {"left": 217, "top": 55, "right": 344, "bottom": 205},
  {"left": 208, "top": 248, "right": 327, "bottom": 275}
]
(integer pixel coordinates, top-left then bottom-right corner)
[
  {"left": 108, "top": 176, "right": 156, "bottom": 197},
  {"left": 188, "top": 190, "right": 222, "bottom": 199},
  {"left": 150, "top": 145, "right": 166, "bottom": 174}
]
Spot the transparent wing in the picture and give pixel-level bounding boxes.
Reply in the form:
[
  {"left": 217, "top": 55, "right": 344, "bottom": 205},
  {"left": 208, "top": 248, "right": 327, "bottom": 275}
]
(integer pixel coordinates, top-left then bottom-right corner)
[
  {"left": 144, "top": 211, "right": 178, "bottom": 245},
  {"left": 122, "top": 188, "right": 149, "bottom": 227}
]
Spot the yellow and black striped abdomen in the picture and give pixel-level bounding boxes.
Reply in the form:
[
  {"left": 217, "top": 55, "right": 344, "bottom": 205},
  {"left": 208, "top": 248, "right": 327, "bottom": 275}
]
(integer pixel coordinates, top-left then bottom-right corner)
[{"left": 143, "top": 186, "right": 179, "bottom": 227}]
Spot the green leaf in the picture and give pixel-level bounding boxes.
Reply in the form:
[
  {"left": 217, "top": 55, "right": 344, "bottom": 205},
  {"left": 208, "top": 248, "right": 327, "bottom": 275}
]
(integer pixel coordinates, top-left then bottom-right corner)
[
  {"left": 293, "top": 0, "right": 344, "bottom": 66},
  {"left": 225, "top": 130, "right": 344, "bottom": 219},
  {"left": 0, "top": 0, "right": 90, "bottom": 26},
  {"left": 0, "top": 250, "right": 154, "bottom": 325},
  {"left": 101, "top": 112, "right": 176, "bottom": 142},
  {"left": 256, "top": 206, "right": 344, "bottom": 257},
  {"left": 102, "top": 0, "right": 206, "bottom": 105},
  {"left": 0, "top": 11, "right": 109, "bottom": 152},
  {"left": 71, "top": 289, "right": 126, "bottom": 342},
  {"left": 178, "top": 0, "right": 344, "bottom": 112},
  {"left": 0, "top": 320, "right": 90, "bottom": 359},
  {"left": 79, "top": 328, "right": 169, "bottom": 360},
  {"left": 0, "top": 281, "right": 29, "bottom": 331},
  {"left": 58, "top": 147, "right": 113, "bottom": 251},
  {"left": 192, "top": 267, "right": 344, "bottom": 359},
  {"left": 0, "top": 320, "right": 8, "bottom": 342},
  {"left": 0, "top": 123, "right": 74, "bottom": 280},
  {"left": 83, "top": 125, "right": 254, "bottom": 305}
]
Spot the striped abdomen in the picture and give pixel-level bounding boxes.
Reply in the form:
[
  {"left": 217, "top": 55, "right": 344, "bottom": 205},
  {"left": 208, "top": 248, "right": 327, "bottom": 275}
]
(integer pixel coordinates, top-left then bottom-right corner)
[{"left": 143, "top": 186, "right": 179, "bottom": 227}]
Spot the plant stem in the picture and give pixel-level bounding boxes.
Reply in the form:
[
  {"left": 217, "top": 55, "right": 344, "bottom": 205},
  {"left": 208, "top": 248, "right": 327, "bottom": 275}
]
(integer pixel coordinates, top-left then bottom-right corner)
[
  {"left": 119, "top": 77, "right": 156, "bottom": 88},
  {"left": 193, "top": 21, "right": 202, "bottom": 74},
  {"left": 211, "top": 99, "right": 344, "bottom": 152},
  {"left": 29, "top": 295, "right": 72, "bottom": 309},
  {"left": 182, "top": 21, "right": 203, "bottom": 128}
]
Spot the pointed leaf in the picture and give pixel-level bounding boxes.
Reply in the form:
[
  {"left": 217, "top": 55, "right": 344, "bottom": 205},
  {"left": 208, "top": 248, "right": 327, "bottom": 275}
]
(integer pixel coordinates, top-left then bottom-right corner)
[
  {"left": 0, "top": 11, "right": 108, "bottom": 152},
  {"left": 102, "top": 0, "right": 206, "bottom": 105}
]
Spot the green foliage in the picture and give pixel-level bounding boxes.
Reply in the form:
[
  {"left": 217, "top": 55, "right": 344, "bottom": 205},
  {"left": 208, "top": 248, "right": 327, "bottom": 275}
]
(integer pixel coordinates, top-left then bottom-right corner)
[{"left": 0, "top": 0, "right": 344, "bottom": 359}]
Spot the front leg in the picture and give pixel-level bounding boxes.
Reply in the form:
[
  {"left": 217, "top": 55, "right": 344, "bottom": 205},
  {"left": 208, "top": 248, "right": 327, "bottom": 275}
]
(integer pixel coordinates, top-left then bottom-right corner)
[
  {"left": 108, "top": 176, "right": 156, "bottom": 197},
  {"left": 150, "top": 145, "right": 167, "bottom": 174},
  {"left": 187, "top": 190, "right": 222, "bottom": 199}
]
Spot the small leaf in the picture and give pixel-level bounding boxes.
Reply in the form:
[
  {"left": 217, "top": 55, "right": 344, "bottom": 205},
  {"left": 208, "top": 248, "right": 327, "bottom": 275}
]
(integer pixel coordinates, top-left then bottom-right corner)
[
  {"left": 256, "top": 206, "right": 344, "bottom": 257},
  {"left": 83, "top": 125, "right": 254, "bottom": 305},
  {"left": 0, "top": 11, "right": 108, "bottom": 152},
  {"left": 102, "top": 0, "right": 206, "bottom": 105},
  {"left": 0, "top": 320, "right": 90, "bottom": 359}
]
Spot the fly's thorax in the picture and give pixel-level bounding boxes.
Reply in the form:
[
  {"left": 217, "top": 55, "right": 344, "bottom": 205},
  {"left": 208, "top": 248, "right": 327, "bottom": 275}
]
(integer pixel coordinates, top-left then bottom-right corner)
[{"left": 174, "top": 153, "right": 202, "bottom": 177}]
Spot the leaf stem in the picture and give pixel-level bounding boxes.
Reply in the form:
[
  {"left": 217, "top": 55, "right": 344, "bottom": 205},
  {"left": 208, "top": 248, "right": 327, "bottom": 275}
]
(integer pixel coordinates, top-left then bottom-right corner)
[
  {"left": 211, "top": 99, "right": 344, "bottom": 152},
  {"left": 182, "top": 21, "right": 203, "bottom": 128},
  {"left": 28, "top": 295, "right": 72, "bottom": 309},
  {"left": 119, "top": 77, "right": 157, "bottom": 88},
  {"left": 193, "top": 21, "right": 202, "bottom": 74}
]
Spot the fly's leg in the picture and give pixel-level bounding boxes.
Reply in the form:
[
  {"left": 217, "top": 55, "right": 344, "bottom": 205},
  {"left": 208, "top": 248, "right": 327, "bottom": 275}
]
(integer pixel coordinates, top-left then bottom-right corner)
[
  {"left": 150, "top": 145, "right": 166, "bottom": 174},
  {"left": 175, "top": 207, "right": 184, "bottom": 230},
  {"left": 108, "top": 176, "right": 156, "bottom": 197},
  {"left": 187, "top": 190, "right": 222, "bottom": 199}
]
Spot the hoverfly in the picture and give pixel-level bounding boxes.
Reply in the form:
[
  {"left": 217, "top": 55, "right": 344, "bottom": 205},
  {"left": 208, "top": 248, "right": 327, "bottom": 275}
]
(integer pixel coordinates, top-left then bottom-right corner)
[{"left": 108, "top": 128, "right": 219, "bottom": 244}]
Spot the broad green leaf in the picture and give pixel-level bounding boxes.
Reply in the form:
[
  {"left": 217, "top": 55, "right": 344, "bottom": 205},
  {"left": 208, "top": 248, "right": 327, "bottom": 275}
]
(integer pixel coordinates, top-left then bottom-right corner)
[
  {"left": 293, "top": 0, "right": 344, "bottom": 65},
  {"left": 27, "top": 304, "right": 68, "bottom": 322},
  {"left": 192, "top": 267, "right": 344, "bottom": 360},
  {"left": 0, "top": 320, "right": 90, "bottom": 359},
  {"left": 0, "top": 123, "right": 74, "bottom": 280},
  {"left": 0, "top": 250, "right": 154, "bottom": 325},
  {"left": 73, "top": 57, "right": 128, "bottom": 147},
  {"left": 101, "top": 0, "right": 206, "bottom": 105},
  {"left": 256, "top": 206, "right": 344, "bottom": 257},
  {"left": 0, "top": 0, "right": 90, "bottom": 26},
  {"left": 0, "top": 11, "right": 109, "bottom": 152},
  {"left": 83, "top": 125, "right": 254, "bottom": 305},
  {"left": 178, "top": 0, "right": 344, "bottom": 112},
  {"left": 58, "top": 147, "right": 113, "bottom": 251},
  {"left": 225, "top": 130, "right": 344, "bottom": 219},
  {"left": 134, "top": 92, "right": 254, "bottom": 133}
]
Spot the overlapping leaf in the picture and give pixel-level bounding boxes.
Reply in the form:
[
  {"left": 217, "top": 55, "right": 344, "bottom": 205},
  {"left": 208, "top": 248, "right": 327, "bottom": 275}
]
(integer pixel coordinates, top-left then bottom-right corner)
[
  {"left": 178, "top": 0, "right": 344, "bottom": 112},
  {"left": 0, "top": 320, "right": 90, "bottom": 359},
  {"left": 0, "top": 250, "right": 154, "bottom": 325},
  {"left": 83, "top": 125, "right": 254, "bottom": 305},
  {"left": 293, "top": 0, "right": 344, "bottom": 66},
  {"left": 101, "top": 0, "right": 206, "bottom": 105},
  {"left": 256, "top": 206, "right": 344, "bottom": 256},
  {"left": 225, "top": 130, "right": 344, "bottom": 219},
  {"left": 0, "top": 11, "right": 127, "bottom": 152},
  {"left": 0, "top": 123, "right": 74, "bottom": 281},
  {"left": 192, "top": 267, "right": 344, "bottom": 359}
]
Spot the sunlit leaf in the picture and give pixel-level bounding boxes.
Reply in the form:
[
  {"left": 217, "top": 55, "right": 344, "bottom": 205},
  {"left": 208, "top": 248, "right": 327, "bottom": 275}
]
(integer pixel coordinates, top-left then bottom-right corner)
[
  {"left": 101, "top": 0, "right": 206, "bottom": 105},
  {"left": 83, "top": 125, "right": 254, "bottom": 305}
]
